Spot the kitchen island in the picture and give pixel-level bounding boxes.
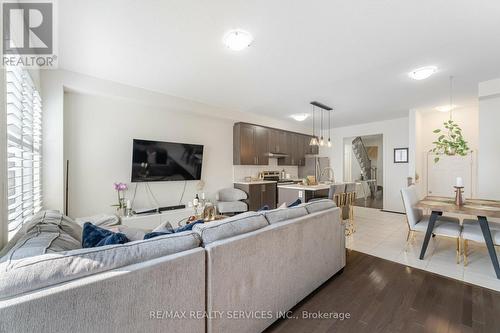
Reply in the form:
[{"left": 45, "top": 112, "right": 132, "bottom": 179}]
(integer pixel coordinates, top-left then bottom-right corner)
[{"left": 277, "top": 183, "right": 331, "bottom": 206}]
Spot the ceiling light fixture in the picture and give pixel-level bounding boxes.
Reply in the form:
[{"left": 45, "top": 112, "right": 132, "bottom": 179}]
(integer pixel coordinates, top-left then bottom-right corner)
[
  {"left": 319, "top": 109, "right": 325, "bottom": 146},
  {"left": 223, "top": 29, "right": 253, "bottom": 51},
  {"left": 290, "top": 113, "right": 309, "bottom": 122},
  {"left": 309, "top": 105, "right": 318, "bottom": 146},
  {"left": 309, "top": 101, "right": 333, "bottom": 147},
  {"left": 327, "top": 109, "right": 332, "bottom": 148},
  {"left": 408, "top": 66, "right": 437, "bottom": 80}
]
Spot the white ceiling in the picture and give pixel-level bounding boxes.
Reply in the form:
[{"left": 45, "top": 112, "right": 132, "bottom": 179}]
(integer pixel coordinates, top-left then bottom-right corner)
[{"left": 58, "top": 0, "right": 500, "bottom": 128}]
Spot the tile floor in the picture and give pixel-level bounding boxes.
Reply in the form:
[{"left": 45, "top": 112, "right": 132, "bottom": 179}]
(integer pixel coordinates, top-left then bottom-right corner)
[{"left": 346, "top": 206, "right": 500, "bottom": 292}]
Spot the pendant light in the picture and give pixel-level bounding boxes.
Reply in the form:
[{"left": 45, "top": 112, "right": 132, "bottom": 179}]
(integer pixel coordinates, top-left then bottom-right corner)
[
  {"left": 319, "top": 109, "right": 325, "bottom": 146},
  {"left": 327, "top": 109, "right": 332, "bottom": 148},
  {"left": 309, "top": 105, "right": 318, "bottom": 146}
]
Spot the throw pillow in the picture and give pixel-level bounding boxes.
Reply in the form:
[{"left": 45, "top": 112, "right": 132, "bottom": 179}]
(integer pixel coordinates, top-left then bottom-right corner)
[
  {"left": 257, "top": 205, "right": 270, "bottom": 212},
  {"left": 143, "top": 220, "right": 203, "bottom": 240},
  {"left": 277, "top": 202, "right": 287, "bottom": 209},
  {"left": 82, "top": 223, "right": 129, "bottom": 248},
  {"left": 143, "top": 231, "right": 172, "bottom": 240},
  {"left": 153, "top": 221, "right": 175, "bottom": 233},
  {"left": 288, "top": 198, "right": 302, "bottom": 208}
]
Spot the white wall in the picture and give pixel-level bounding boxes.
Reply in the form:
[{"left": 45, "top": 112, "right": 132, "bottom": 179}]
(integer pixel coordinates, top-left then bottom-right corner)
[
  {"left": 411, "top": 107, "right": 479, "bottom": 198},
  {"left": 64, "top": 92, "right": 236, "bottom": 217},
  {"left": 478, "top": 78, "right": 500, "bottom": 200},
  {"left": 42, "top": 69, "right": 310, "bottom": 217},
  {"left": 321, "top": 117, "right": 409, "bottom": 213}
]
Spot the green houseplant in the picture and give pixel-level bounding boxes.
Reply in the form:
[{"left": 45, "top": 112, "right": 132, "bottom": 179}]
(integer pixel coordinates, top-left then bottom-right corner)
[{"left": 431, "top": 119, "right": 470, "bottom": 163}]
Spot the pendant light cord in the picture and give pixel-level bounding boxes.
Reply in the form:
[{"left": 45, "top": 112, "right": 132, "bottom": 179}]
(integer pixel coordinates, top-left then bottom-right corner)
[
  {"left": 312, "top": 105, "right": 315, "bottom": 137},
  {"left": 328, "top": 110, "right": 331, "bottom": 140},
  {"left": 320, "top": 109, "right": 323, "bottom": 138},
  {"left": 449, "top": 76, "right": 453, "bottom": 121}
]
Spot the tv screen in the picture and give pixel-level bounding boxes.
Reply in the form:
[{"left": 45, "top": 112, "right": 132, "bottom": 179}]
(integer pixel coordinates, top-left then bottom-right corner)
[{"left": 131, "top": 139, "right": 204, "bottom": 182}]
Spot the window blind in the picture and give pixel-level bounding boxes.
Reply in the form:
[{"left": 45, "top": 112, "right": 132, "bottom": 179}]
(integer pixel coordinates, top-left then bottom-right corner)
[{"left": 6, "top": 66, "right": 42, "bottom": 238}]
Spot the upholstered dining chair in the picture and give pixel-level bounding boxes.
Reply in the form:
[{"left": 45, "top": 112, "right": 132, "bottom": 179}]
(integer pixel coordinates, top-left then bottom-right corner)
[
  {"left": 344, "top": 182, "right": 357, "bottom": 224},
  {"left": 461, "top": 219, "right": 500, "bottom": 266},
  {"left": 400, "top": 186, "right": 462, "bottom": 263},
  {"left": 328, "top": 184, "right": 346, "bottom": 207}
]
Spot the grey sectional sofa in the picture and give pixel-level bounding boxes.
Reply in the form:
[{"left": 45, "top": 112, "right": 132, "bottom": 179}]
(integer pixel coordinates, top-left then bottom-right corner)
[
  {"left": 194, "top": 199, "right": 345, "bottom": 333},
  {"left": 0, "top": 199, "right": 345, "bottom": 333}
]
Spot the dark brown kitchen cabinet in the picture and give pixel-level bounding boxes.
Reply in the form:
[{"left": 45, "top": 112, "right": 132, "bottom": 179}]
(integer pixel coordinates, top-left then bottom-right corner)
[
  {"left": 234, "top": 122, "right": 317, "bottom": 166},
  {"left": 269, "top": 129, "right": 287, "bottom": 154},
  {"left": 233, "top": 123, "right": 269, "bottom": 165},
  {"left": 234, "top": 182, "right": 277, "bottom": 211}
]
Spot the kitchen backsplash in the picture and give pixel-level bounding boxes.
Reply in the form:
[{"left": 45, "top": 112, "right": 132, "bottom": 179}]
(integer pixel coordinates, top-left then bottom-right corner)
[{"left": 233, "top": 158, "right": 299, "bottom": 181}]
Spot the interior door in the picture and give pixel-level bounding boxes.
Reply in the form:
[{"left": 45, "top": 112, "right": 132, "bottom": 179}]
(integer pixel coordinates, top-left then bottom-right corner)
[{"left": 427, "top": 154, "right": 473, "bottom": 198}]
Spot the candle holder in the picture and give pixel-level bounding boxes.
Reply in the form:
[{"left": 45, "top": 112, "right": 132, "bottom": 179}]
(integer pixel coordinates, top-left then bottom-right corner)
[{"left": 454, "top": 186, "right": 464, "bottom": 206}]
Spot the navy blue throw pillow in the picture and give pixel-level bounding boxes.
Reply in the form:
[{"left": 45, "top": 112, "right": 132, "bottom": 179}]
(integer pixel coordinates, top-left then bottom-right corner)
[
  {"left": 174, "top": 220, "right": 203, "bottom": 233},
  {"left": 258, "top": 205, "right": 270, "bottom": 212},
  {"left": 144, "top": 220, "right": 204, "bottom": 240},
  {"left": 82, "top": 222, "right": 129, "bottom": 248},
  {"left": 287, "top": 198, "right": 302, "bottom": 208},
  {"left": 144, "top": 231, "right": 172, "bottom": 240}
]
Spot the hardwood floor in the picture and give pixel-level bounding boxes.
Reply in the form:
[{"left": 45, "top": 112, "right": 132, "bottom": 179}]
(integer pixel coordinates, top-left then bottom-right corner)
[{"left": 265, "top": 250, "right": 500, "bottom": 333}]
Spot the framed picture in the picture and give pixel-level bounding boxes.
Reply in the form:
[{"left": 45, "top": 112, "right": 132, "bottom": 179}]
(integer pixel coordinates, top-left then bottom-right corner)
[{"left": 394, "top": 148, "right": 408, "bottom": 163}]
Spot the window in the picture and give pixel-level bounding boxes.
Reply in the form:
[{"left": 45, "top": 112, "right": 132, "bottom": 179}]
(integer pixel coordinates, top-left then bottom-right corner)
[{"left": 6, "top": 66, "right": 42, "bottom": 239}]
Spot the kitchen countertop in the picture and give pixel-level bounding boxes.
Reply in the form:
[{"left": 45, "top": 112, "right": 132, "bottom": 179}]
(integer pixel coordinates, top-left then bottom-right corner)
[
  {"left": 234, "top": 180, "right": 277, "bottom": 185},
  {"left": 277, "top": 183, "right": 331, "bottom": 191}
]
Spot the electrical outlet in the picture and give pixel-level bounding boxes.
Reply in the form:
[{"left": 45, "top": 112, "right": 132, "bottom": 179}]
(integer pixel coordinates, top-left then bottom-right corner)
[{"left": 298, "top": 191, "right": 303, "bottom": 198}]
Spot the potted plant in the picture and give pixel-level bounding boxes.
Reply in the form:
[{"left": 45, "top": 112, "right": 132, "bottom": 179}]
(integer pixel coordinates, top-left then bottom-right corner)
[
  {"left": 112, "top": 182, "right": 128, "bottom": 215},
  {"left": 430, "top": 119, "right": 470, "bottom": 163}
]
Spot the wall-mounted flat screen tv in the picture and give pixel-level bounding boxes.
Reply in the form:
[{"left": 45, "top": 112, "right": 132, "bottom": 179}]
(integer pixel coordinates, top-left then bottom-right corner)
[{"left": 131, "top": 139, "right": 204, "bottom": 182}]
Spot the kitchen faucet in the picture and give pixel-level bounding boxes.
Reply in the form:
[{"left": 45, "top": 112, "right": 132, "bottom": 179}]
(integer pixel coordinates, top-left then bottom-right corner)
[{"left": 321, "top": 167, "right": 335, "bottom": 183}]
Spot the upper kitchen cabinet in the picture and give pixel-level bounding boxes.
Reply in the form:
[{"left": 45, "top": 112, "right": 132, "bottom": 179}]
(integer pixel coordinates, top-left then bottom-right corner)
[
  {"left": 268, "top": 129, "right": 288, "bottom": 154},
  {"left": 233, "top": 122, "right": 317, "bottom": 166},
  {"left": 233, "top": 123, "right": 269, "bottom": 165}
]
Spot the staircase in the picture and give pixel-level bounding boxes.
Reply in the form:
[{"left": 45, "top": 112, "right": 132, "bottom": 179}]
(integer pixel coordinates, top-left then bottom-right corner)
[{"left": 352, "top": 137, "right": 377, "bottom": 198}]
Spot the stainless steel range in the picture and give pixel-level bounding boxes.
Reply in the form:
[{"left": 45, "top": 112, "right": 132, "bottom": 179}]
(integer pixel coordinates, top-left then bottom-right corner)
[{"left": 261, "top": 171, "right": 296, "bottom": 185}]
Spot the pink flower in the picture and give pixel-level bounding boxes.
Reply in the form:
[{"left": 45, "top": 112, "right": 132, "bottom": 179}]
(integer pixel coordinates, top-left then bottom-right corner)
[{"left": 113, "top": 182, "right": 128, "bottom": 191}]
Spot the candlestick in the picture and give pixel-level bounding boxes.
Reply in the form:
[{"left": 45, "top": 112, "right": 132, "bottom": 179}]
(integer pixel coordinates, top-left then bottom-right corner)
[{"left": 454, "top": 186, "right": 464, "bottom": 206}]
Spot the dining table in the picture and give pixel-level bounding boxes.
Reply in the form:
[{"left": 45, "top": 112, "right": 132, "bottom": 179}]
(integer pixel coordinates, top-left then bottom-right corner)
[{"left": 415, "top": 196, "right": 500, "bottom": 279}]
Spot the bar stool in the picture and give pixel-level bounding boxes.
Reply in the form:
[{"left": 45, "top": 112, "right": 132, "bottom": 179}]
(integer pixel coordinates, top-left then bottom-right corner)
[
  {"left": 328, "top": 184, "right": 347, "bottom": 234},
  {"left": 344, "top": 182, "right": 357, "bottom": 235}
]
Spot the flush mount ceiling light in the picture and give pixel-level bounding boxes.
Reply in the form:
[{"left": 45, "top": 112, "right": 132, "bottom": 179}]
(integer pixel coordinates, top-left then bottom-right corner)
[
  {"left": 435, "top": 104, "right": 457, "bottom": 112},
  {"left": 223, "top": 29, "right": 253, "bottom": 51},
  {"left": 408, "top": 66, "right": 438, "bottom": 80},
  {"left": 290, "top": 113, "right": 309, "bottom": 122}
]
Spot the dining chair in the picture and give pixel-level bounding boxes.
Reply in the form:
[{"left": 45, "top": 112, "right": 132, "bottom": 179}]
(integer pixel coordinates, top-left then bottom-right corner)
[
  {"left": 328, "top": 183, "right": 346, "bottom": 207},
  {"left": 344, "top": 182, "right": 357, "bottom": 224},
  {"left": 461, "top": 219, "right": 500, "bottom": 266},
  {"left": 400, "top": 186, "right": 462, "bottom": 263}
]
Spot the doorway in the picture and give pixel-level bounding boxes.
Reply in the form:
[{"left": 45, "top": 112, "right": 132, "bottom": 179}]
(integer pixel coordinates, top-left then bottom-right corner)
[{"left": 343, "top": 134, "right": 383, "bottom": 209}]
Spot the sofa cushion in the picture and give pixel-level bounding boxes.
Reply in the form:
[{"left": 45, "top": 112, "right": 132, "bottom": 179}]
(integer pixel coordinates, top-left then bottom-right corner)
[
  {"left": 0, "top": 231, "right": 201, "bottom": 299},
  {"left": 263, "top": 206, "right": 308, "bottom": 224},
  {"left": 0, "top": 211, "right": 83, "bottom": 264},
  {"left": 82, "top": 223, "right": 129, "bottom": 248},
  {"left": 192, "top": 212, "right": 269, "bottom": 245},
  {"left": 303, "top": 199, "right": 336, "bottom": 214}
]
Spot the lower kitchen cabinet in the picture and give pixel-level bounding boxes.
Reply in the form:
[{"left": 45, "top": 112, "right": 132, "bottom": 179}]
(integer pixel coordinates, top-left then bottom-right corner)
[{"left": 234, "top": 182, "right": 277, "bottom": 211}]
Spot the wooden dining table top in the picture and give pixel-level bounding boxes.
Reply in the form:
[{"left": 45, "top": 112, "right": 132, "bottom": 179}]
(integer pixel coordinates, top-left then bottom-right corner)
[{"left": 415, "top": 196, "right": 500, "bottom": 218}]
